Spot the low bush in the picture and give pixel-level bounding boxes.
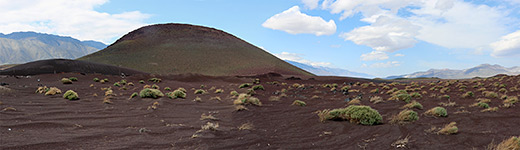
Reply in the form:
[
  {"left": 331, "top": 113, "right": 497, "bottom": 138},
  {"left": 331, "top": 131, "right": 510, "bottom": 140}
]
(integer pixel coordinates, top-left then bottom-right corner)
[
  {"left": 425, "top": 107, "right": 448, "bottom": 117},
  {"left": 484, "top": 91, "right": 499, "bottom": 98},
  {"left": 390, "top": 109, "right": 419, "bottom": 124},
  {"left": 410, "top": 92, "right": 422, "bottom": 98},
  {"left": 214, "top": 89, "right": 224, "bottom": 94},
  {"left": 164, "top": 87, "right": 172, "bottom": 91},
  {"left": 151, "top": 84, "right": 160, "bottom": 89},
  {"left": 401, "top": 101, "right": 423, "bottom": 110},
  {"left": 471, "top": 102, "right": 489, "bottom": 108},
  {"left": 167, "top": 89, "right": 186, "bottom": 99},
  {"left": 194, "top": 89, "right": 206, "bottom": 94},
  {"left": 93, "top": 78, "right": 100, "bottom": 82},
  {"left": 45, "top": 87, "right": 62, "bottom": 95},
  {"left": 129, "top": 92, "right": 138, "bottom": 99},
  {"left": 492, "top": 136, "right": 520, "bottom": 150},
  {"left": 139, "top": 88, "right": 164, "bottom": 99},
  {"left": 148, "top": 78, "right": 161, "bottom": 83},
  {"left": 63, "top": 90, "right": 79, "bottom": 100},
  {"left": 61, "top": 78, "right": 72, "bottom": 84},
  {"left": 252, "top": 85, "right": 265, "bottom": 91},
  {"left": 69, "top": 77, "right": 78, "bottom": 81},
  {"left": 317, "top": 105, "right": 383, "bottom": 126},
  {"left": 239, "top": 83, "right": 252, "bottom": 88},
  {"left": 113, "top": 82, "right": 121, "bottom": 87},
  {"left": 503, "top": 96, "right": 518, "bottom": 107},
  {"left": 461, "top": 91, "right": 474, "bottom": 98},
  {"left": 230, "top": 91, "right": 239, "bottom": 97},
  {"left": 437, "top": 122, "right": 458, "bottom": 135},
  {"left": 233, "top": 94, "right": 262, "bottom": 106},
  {"left": 292, "top": 100, "right": 306, "bottom": 106}
]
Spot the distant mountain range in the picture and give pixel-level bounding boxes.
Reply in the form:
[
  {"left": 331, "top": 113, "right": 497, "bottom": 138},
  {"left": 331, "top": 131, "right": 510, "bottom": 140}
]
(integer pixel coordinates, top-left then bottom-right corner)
[
  {"left": 386, "top": 64, "right": 520, "bottom": 79},
  {"left": 0, "top": 32, "right": 107, "bottom": 64},
  {"left": 285, "top": 60, "right": 374, "bottom": 78}
]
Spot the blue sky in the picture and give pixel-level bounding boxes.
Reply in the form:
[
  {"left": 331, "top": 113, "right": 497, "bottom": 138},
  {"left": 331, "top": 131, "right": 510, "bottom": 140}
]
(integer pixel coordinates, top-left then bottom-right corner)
[{"left": 1, "top": 0, "right": 519, "bottom": 77}]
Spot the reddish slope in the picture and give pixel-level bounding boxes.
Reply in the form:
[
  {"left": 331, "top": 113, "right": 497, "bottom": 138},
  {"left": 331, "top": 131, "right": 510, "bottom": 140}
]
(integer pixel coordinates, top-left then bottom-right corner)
[{"left": 79, "top": 23, "right": 313, "bottom": 76}]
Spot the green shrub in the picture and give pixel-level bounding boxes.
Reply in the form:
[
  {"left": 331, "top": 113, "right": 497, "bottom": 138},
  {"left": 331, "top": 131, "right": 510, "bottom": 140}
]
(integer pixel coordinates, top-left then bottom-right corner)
[
  {"left": 461, "top": 91, "right": 474, "bottom": 98},
  {"left": 69, "top": 77, "right": 78, "bottom": 81},
  {"left": 292, "top": 100, "right": 306, "bottom": 106},
  {"left": 148, "top": 78, "right": 161, "bottom": 83},
  {"left": 151, "top": 84, "right": 159, "bottom": 89},
  {"left": 130, "top": 92, "right": 138, "bottom": 99},
  {"left": 476, "top": 102, "right": 490, "bottom": 108},
  {"left": 63, "top": 90, "right": 79, "bottom": 100},
  {"left": 425, "top": 107, "right": 447, "bottom": 117},
  {"left": 343, "top": 105, "right": 382, "bottom": 125},
  {"left": 103, "top": 78, "right": 109, "bottom": 82},
  {"left": 176, "top": 87, "right": 187, "bottom": 93},
  {"left": 239, "top": 83, "right": 252, "bottom": 88},
  {"left": 167, "top": 89, "right": 186, "bottom": 99},
  {"left": 391, "top": 109, "right": 419, "bottom": 123},
  {"left": 484, "top": 91, "right": 499, "bottom": 98},
  {"left": 410, "top": 92, "right": 422, "bottom": 98},
  {"left": 341, "top": 86, "right": 350, "bottom": 92},
  {"left": 61, "top": 78, "right": 72, "bottom": 84},
  {"left": 397, "top": 93, "right": 412, "bottom": 103},
  {"left": 93, "top": 78, "right": 100, "bottom": 82},
  {"left": 194, "top": 89, "right": 206, "bottom": 94},
  {"left": 139, "top": 88, "right": 164, "bottom": 99},
  {"left": 139, "top": 80, "right": 145, "bottom": 84},
  {"left": 499, "top": 88, "right": 508, "bottom": 93},
  {"left": 164, "top": 87, "right": 172, "bottom": 91},
  {"left": 233, "top": 94, "right": 262, "bottom": 106},
  {"left": 401, "top": 101, "right": 423, "bottom": 109},
  {"left": 113, "top": 82, "right": 121, "bottom": 87},
  {"left": 214, "top": 89, "right": 224, "bottom": 94},
  {"left": 230, "top": 91, "right": 239, "bottom": 96},
  {"left": 252, "top": 85, "right": 265, "bottom": 91},
  {"left": 120, "top": 80, "right": 127, "bottom": 85}
]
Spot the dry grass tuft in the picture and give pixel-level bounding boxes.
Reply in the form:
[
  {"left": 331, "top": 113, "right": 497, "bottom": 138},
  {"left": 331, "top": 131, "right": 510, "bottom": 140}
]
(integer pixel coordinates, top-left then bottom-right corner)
[
  {"left": 439, "top": 101, "right": 457, "bottom": 107},
  {"left": 292, "top": 100, "right": 307, "bottom": 106},
  {"left": 347, "top": 98, "right": 361, "bottom": 105},
  {"left": 391, "top": 135, "right": 411, "bottom": 149},
  {"left": 401, "top": 101, "right": 423, "bottom": 109},
  {"left": 234, "top": 105, "right": 248, "bottom": 111},
  {"left": 424, "top": 107, "right": 448, "bottom": 117},
  {"left": 390, "top": 109, "right": 419, "bottom": 124},
  {"left": 238, "top": 122, "right": 254, "bottom": 130},
  {"left": 200, "top": 113, "right": 219, "bottom": 121},
  {"left": 269, "top": 96, "right": 281, "bottom": 101},
  {"left": 437, "top": 122, "right": 458, "bottom": 135},
  {"left": 44, "top": 87, "right": 62, "bottom": 95},
  {"left": 490, "top": 136, "right": 520, "bottom": 150},
  {"left": 370, "top": 96, "right": 384, "bottom": 104},
  {"left": 481, "top": 107, "right": 499, "bottom": 112}
]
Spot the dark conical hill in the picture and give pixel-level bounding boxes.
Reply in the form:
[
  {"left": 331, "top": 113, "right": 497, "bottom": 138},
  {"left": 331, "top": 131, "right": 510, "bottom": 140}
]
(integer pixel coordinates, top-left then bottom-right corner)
[{"left": 79, "top": 23, "right": 313, "bottom": 76}]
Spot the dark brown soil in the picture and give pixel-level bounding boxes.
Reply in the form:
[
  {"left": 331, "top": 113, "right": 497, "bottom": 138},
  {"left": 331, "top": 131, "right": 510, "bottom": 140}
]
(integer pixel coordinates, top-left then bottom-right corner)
[{"left": 1, "top": 73, "right": 519, "bottom": 149}]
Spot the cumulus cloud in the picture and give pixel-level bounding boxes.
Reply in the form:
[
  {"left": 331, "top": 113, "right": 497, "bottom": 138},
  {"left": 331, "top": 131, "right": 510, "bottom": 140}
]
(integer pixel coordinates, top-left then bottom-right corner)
[
  {"left": 394, "top": 53, "right": 405, "bottom": 57},
  {"left": 360, "top": 51, "right": 389, "bottom": 61},
  {"left": 274, "top": 52, "right": 332, "bottom": 67},
  {"left": 367, "top": 61, "right": 401, "bottom": 68},
  {"left": 410, "top": 0, "right": 510, "bottom": 49},
  {"left": 341, "top": 15, "right": 420, "bottom": 52},
  {"left": 262, "top": 6, "right": 336, "bottom": 36},
  {"left": 321, "top": 0, "right": 517, "bottom": 56},
  {"left": 0, "top": 0, "right": 149, "bottom": 44},
  {"left": 490, "top": 30, "right": 520, "bottom": 57},
  {"left": 302, "top": 0, "right": 320, "bottom": 9}
]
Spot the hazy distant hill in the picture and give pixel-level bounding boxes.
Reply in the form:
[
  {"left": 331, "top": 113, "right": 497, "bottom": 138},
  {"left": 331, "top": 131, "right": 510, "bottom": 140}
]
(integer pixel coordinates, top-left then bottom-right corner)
[
  {"left": 386, "top": 64, "right": 520, "bottom": 79},
  {"left": 286, "top": 60, "right": 374, "bottom": 78},
  {"left": 79, "top": 23, "right": 313, "bottom": 76},
  {"left": 0, "top": 32, "right": 106, "bottom": 64}
]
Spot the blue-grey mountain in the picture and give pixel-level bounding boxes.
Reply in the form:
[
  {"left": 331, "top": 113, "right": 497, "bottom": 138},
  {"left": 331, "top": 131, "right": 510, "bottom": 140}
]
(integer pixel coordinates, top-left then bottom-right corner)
[
  {"left": 0, "top": 32, "right": 107, "bottom": 64},
  {"left": 285, "top": 60, "right": 374, "bottom": 78},
  {"left": 386, "top": 64, "right": 520, "bottom": 79}
]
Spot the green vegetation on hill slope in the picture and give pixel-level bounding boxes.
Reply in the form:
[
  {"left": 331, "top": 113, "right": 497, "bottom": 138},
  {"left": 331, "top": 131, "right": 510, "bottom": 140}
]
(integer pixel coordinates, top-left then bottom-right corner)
[{"left": 78, "top": 23, "right": 313, "bottom": 76}]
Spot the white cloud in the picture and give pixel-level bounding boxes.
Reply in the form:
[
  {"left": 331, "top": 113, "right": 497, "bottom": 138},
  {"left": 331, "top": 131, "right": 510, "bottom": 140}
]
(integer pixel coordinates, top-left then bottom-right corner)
[
  {"left": 360, "top": 51, "right": 389, "bottom": 61},
  {"left": 0, "top": 0, "right": 149, "bottom": 44},
  {"left": 394, "top": 53, "right": 405, "bottom": 57},
  {"left": 490, "top": 30, "right": 520, "bottom": 57},
  {"left": 262, "top": 6, "right": 336, "bottom": 36},
  {"left": 410, "top": 0, "right": 510, "bottom": 49},
  {"left": 274, "top": 52, "right": 331, "bottom": 67},
  {"left": 341, "top": 15, "right": 420, "bottom": 52},
  {"left": 302, "top": 0, "right": 320, "bottom": 9},
  {"left": 369, "top": 61, "right": 401, "bottom": 68},
  {"left": 321, "top": 0, "right": 518, "bottom": 57}
]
